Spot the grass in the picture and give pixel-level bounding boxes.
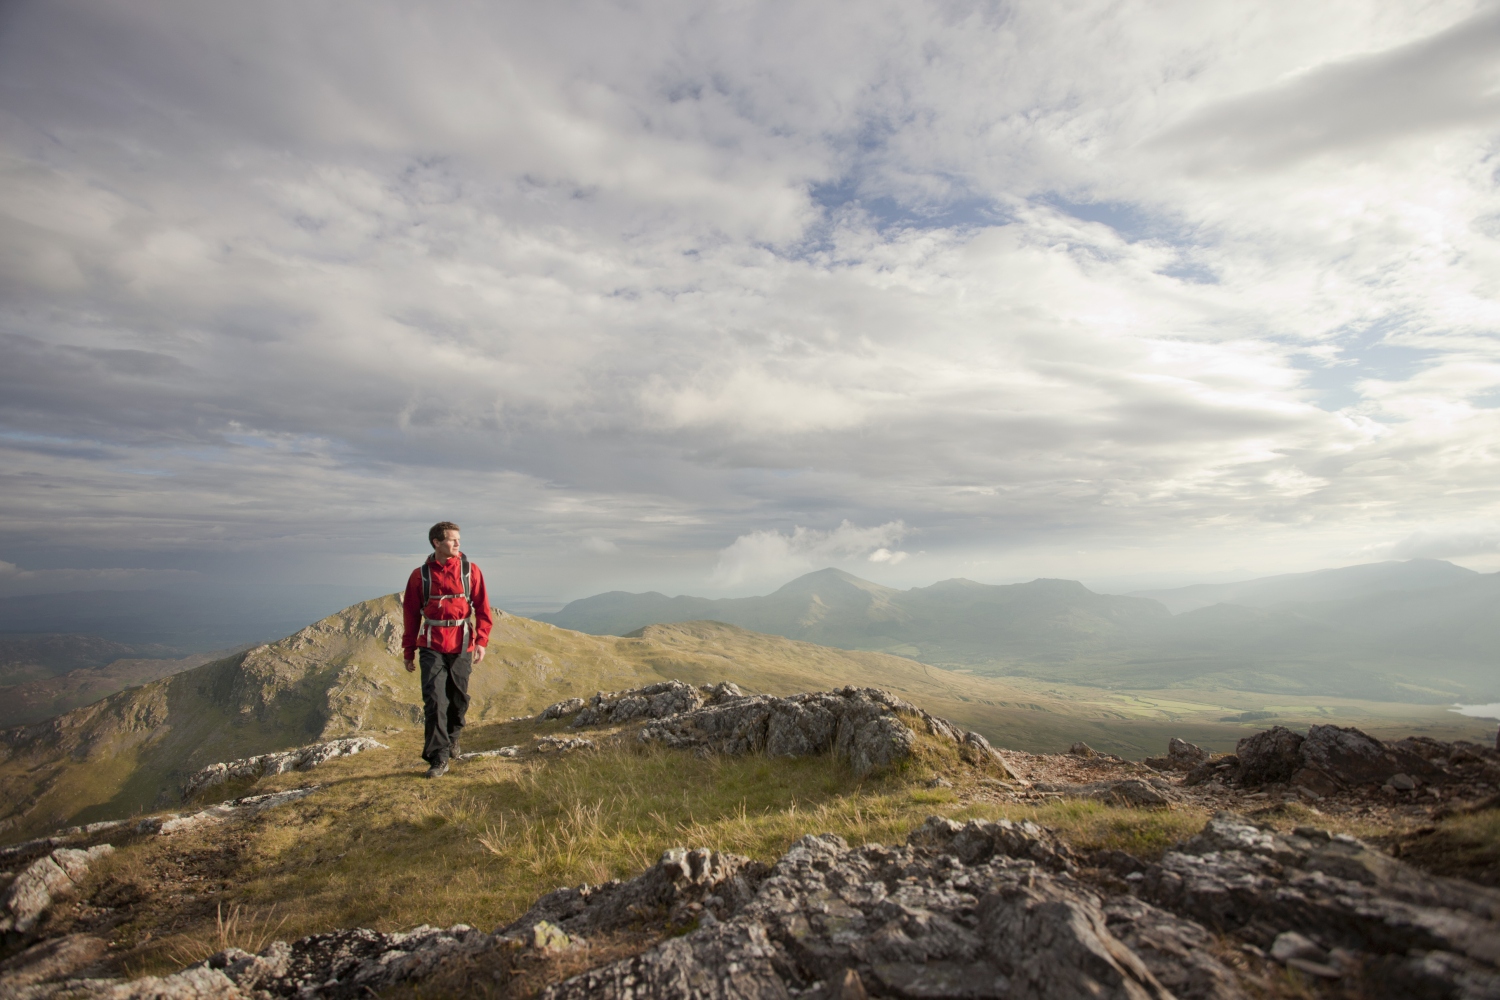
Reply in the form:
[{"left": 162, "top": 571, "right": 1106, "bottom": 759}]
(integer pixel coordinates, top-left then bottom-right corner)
[{"left": 56, "top": 715, "right": 1209, "bottom": 979}]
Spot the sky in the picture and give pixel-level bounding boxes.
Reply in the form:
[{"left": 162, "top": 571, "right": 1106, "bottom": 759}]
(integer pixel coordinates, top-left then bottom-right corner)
[{"left": 2, "top": 0, "right": 1499, "bottom": 607}]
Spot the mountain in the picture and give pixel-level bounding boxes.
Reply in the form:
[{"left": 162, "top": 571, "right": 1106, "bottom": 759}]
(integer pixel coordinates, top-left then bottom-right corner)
[
  {"left": 0, "top": 650, "right": 223, "bottom": 728},
  {"left": 540, "top": 568, "right": 1171, "bottom": 667},
  {"left": 0, "top": 595, "right": 1114, "bottom": 839},
  {"left": 1127, "top": 559, "right": 1477, "bottom": 614},
  {"left": 540, "top": 564, "right": 1500, "bottom": 703},
  {"left": 0, "top": 634, "right": 177, "bottom": 685}
]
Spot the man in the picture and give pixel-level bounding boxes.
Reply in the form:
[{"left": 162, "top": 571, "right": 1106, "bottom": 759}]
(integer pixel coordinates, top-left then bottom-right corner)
[{"left": 401, "top": 521, "right": 494, "bottom": 778}]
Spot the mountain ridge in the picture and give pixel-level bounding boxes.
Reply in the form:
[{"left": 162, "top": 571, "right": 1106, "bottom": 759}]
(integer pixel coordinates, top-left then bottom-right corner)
[{"left": 539, "top": 561, "right": 1500, "bottom": 702}]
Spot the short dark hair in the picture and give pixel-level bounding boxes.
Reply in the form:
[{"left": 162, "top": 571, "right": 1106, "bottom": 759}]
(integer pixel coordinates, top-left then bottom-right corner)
[{"left": 428, "top": 521, "right": 460, "bottom": 548}]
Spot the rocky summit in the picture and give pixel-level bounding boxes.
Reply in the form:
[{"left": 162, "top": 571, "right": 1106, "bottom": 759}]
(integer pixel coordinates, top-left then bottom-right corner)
[
  {"left": 2, "top": 684, "right": 1497, "bottom": 999},
  {"left": 543, "top": 681, "right": 1017, "bottom": 779},
  {"left": 9, "top": 809, "right": 1498, "bottom": 999}
]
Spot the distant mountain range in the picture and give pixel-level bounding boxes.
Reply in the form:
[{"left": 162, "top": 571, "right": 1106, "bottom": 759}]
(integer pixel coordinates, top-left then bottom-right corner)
[
  {"left": 539, "top": 561, "right": 1500, "bottom": 703},
  {"left": 1127, "top": 559, "right": 1478, "bottom": 613}
]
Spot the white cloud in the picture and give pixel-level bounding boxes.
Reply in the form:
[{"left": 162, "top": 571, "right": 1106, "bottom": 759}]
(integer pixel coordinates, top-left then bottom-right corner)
[
  {"left": 710, "top": 521, "right": 908, "bottom": 588},
  {"left": 0, "top": 1, "right": 1497, "bottom": 600},
  {"left": 1390, "top": 529, "right": 1500, "bottom": 560}
]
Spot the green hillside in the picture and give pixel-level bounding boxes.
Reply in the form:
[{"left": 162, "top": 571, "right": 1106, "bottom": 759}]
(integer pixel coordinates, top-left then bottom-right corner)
[
  {"left": 6, "top": 593, "right": 1494, "bottom": 843},
  {"left": 1, "top": 595, "right": 1099, "bottom": 840}
]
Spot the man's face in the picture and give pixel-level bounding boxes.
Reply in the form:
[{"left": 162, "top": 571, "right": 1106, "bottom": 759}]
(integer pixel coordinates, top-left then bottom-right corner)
[{"left": 432, "top": 530, "right": 461, "bottom": 561}]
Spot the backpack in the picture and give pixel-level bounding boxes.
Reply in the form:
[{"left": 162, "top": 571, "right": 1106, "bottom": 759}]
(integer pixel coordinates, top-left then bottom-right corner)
[{"left": 417, "top": 554, "right": 473, "bottom": 647}]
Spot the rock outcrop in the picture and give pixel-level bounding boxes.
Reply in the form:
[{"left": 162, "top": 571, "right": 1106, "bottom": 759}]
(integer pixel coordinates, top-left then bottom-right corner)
[
  {"left": 182, "top": 738, "right": 386, "bottom": 799},
  {"left": 545, "top": 683, "right": 1016, "bottom": 779},
  {"left": 141, "top": 787, "right": 320, "bottom": 837},
  {"left": 1109, "top": 812, "right": 1500, "bottom": 998},
  {"left": 1143, "top": 737, "right": 1210, "bottom": 773},
  {"left": 13, "top": 811, "right": 1500, "bottom": 999},
  {"left": 1, "top": 845, "right": 113, "bottom": 934},
  {"left": 1221, "top": 724, "right": 1500, "bottom": 796}
]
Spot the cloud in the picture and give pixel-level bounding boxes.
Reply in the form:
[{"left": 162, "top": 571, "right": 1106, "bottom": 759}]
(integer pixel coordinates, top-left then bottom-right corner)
[
  {"left": 0, "top": 2, "right": 1497, "bottom": 599},
  {"left": 1390, "top": 529, "right": 1500, "bottom": 561},
  {"left": 710, "top": 521, "right": 909, "bottom": 588},
  {"left": 1151, "top": 6, "right": 1500, "bottom": 170},
  {"left": 0, "top": 560, "right": 199, "bottom": 598}
]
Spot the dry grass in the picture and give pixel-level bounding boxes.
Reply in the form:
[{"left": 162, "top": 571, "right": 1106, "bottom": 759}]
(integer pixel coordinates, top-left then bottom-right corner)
[
  {"left": 79, "top": 720, "right": 1211, "bottom": 978},
  {"left": 164, "top": 903, "right": 291, "bottom": 968}
]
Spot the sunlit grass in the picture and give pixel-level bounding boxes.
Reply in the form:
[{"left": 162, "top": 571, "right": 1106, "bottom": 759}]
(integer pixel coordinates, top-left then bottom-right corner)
[{"left": 95, "top": 724, "right": 1211, "bottom": 977}]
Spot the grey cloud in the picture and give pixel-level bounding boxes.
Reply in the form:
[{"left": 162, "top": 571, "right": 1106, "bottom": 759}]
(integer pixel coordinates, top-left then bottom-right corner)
[
  {"left": 1151, "top": 6, "right": 1500, "bottom": 169},
  {"left": 1391, "top": 530, "right": 1500, "bottom": 560},
  {"left": 1, "top": 2, "right": 1498, "bottom": 598}
]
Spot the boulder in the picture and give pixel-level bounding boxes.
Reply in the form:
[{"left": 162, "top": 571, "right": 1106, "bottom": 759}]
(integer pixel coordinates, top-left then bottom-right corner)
[
  {"left": 1234, "top": 726, "right": 1303, "bottom": 786},
  {"left": 637, "top": 688, "right": 920, "bottom": 775},
  {"left": 1144, "top": 737, "right": 1211, "bottom": 773},
  {"left": 0, "top": 845, "right": 113, "bottom": 934},
  {"left": 1292, "top": 724, "right": 1439, "bottom": 794}
]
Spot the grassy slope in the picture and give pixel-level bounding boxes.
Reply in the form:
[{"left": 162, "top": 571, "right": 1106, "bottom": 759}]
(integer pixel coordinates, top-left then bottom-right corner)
[
  {"left": 65, "top": 719, "right": 1213, "bottom": 979},
  {"left": 5, "top": 596, "right": 1495, "bottom": 841}
]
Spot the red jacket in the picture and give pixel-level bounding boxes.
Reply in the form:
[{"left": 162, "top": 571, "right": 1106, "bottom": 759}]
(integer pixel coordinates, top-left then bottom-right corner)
[{"left": 401, "top": 555, "right": 494, "bottom": 660}]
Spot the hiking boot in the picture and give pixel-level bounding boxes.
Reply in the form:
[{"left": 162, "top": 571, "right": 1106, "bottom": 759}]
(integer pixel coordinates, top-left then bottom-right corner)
[
  {"left": 449, "top": 739, "right": 461, "bottom": 759},
  {"left": 425, "top": 760, "right": 449, "bottom": 779}
]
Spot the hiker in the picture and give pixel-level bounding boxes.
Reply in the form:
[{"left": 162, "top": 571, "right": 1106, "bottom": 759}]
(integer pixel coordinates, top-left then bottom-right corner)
[{"left": 401, "top": 521, "right": 494, "bottom": 778}]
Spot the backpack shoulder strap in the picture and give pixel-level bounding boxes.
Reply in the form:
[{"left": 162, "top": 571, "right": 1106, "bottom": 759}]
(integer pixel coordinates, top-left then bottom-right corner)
[
  {"left": 460, "top": 554, "right": 471, "bottom": 600},
  {"left": 421, "top": 560, "right": 432, "bottom": 604}
]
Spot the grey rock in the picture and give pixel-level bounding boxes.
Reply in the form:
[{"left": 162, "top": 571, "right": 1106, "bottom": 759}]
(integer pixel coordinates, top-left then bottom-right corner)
[
  {"left": 1292, "top": 723, "right": 1436, "bottom": 795},
  {"left": 535, "top": 736, "right": 594, "bottom": 752},
  {"left": 0, "top": 933, "right": 110, "bottom": 990},
  {"left": 1183, "top": 754, "right": 1238, "bottom": 787},
  {"left": 1168, "top": 737, "right": 1210, "bottom": 770},
  {"left": 497, "top": 846, "right": 771, "bottom": 940},
  {"left": 546, "top": 827, "right": 1176, "bottom": 1000},
  {"left": 182, "top": 737, "right": 385, "bottom": 799},
  {"left": 0, "top": 845, "right": 113, "bottom": 934},
  {"left": 572, "top": 680, "right": 708, "bottom": 727},
  {"left": 1069, "top": 741, "right": 1097, "bottom": 757},
  {"left": 637, "top": 688, "right": 921, "bottom": 776},
  {"left": 154, "top": 787, "right": 318, "bottom": 836},
  {"left": 456, "top": 745, "right": 521, "bottom": 760},
  {"left": 1103, "top": 896, "right": 1246, "bottom": 1000},
  {"left": 539, "top": 697, "right": 585, "bottom": 720},
  {"left": 1269, "top": 930, "right": 1326, "bottom": 963},
  {"left": 217, "top": 924, "right": 490, "bottom": 998},
  {"left": 1388, "top": 772, "right": 1416, "bottom": 791},
  {"left": 905, "top": 814, "right": 1078, "bottom": 872},
  {"left": 1136, "top": 812, "right": 1500, "bottom": 988},
  {"left": 572, "top": 682, "right": 1011, "bottom": 779},
  {"left": 1143, "top": 738, "right": 1211, "bottom": 773},
  {"left": 1234, "top": 726, "right": 1303, "bottom": 785}
]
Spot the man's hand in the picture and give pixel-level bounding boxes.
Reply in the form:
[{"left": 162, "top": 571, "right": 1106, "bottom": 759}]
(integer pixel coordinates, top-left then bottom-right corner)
[
  {"left": 405, "top": 658, "right": 416, "bottom": 673},
  {"left": 474, "top": 644, "right": 487, "bottom": 663}
]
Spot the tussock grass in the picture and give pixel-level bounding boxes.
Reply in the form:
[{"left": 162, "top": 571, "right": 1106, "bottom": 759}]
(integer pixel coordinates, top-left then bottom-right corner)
[{"left": 83, "top": 720, "right": 1210, "bottom": 977}]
